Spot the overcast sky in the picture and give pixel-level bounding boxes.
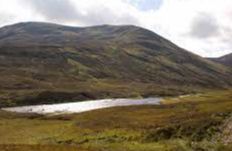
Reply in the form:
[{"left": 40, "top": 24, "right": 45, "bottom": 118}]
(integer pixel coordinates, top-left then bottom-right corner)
[{"left": 0, "top": 0, "right": 232, "bottom": 57}]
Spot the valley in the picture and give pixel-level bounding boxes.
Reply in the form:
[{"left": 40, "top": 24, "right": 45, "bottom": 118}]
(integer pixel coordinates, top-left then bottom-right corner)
[{"left": 0, "top": 90, "right": 232, "bottom": 151}]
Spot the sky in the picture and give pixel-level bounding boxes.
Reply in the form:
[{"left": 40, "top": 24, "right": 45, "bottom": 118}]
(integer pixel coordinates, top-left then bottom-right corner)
[{"left": 0, "top": 0, "right": 232, "bottom": 57}]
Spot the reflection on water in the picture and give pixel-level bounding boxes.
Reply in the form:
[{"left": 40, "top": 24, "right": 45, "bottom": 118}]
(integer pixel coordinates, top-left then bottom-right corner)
[{"left": 2, "top": 97, "right": 161, "bottom": 114}]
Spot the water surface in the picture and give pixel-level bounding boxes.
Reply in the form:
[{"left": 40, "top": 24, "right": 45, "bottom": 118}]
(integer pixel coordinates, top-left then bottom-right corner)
[{"left": 2, "top": 97, "right": 161, "bottom": 114}]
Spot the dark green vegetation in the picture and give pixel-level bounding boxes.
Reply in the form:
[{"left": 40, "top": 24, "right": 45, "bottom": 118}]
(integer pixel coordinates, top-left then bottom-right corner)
[
  {"left": 0, "top": 22, "right": 232, "bottom": 107},
  {"left": 0, "top": 145, "right": 85, "bottom": 151},
  {"left": 209, "top": 53, "right": 232, "bottom": 67},
  {"left": 0, "top": 90, "right": 232, "bottom": 151}
]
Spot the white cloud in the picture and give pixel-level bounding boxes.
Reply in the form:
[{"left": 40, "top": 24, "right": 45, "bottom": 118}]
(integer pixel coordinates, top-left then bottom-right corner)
[
  {"left": 0, "top": 0, "right": 232, "bottom": 57},
  {"left": 142, "top": 0, "right": 232, "bottom": 57},
  {"left": 25, "top": 0, "right": 79, "bottom": 23}
]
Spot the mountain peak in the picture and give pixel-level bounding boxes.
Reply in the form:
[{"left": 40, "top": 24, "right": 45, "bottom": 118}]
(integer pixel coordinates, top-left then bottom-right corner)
[
  {"left": 0, "top": 22, "right": 174, "bottom": 48},
  {"left": 209, "top": 53, "right": 232, "bottom": 67},
  {"left": 3, "top": 21, "right": 63, "bottom": 28},
  {"left": 2, "top": 22, "right": 141, "bottom": 32}
]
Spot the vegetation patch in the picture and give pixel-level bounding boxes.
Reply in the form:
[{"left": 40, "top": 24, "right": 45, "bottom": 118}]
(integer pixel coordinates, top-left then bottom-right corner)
[{"left": 0, "top": 90, "right": 232, "bottom": 150}]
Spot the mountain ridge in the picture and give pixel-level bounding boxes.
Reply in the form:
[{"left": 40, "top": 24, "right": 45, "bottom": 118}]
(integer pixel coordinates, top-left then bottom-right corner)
[
  {"left": 209, "top": 53, "right": 232, "bottom": 67},
  {"left": 0, "top": 22, "right": 231, "bottom": 107}
]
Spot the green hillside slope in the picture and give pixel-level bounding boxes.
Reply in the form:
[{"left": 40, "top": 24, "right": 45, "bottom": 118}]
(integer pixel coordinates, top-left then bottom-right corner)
[{"left": 0, "top": 22, "right": 231, "bottom": 106}]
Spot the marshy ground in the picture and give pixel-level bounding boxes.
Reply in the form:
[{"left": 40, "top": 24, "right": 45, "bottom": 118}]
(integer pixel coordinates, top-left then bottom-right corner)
[{"left": 0, "top": 90, "right": 232, "bottom": 151}]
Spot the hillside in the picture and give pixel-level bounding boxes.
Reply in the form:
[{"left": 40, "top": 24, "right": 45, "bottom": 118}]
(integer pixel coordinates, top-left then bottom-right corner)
[
  {"left": 209, "top": 53, "right": 232, "bottom": 67},
  {"left": 0, "top": 22, "right": 231, "bottom": 107}
]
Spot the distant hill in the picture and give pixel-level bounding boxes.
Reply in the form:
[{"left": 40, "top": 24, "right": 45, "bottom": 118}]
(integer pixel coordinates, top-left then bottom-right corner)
[
  {"left": 209, "top": 53, "right": 232, "bottom": 67},
  {"left": 0, "top": 22, "right": 231, "bottom": 107}
]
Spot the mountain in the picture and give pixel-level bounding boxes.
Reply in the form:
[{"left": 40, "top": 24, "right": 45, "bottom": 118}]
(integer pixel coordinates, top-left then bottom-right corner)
[
  {"left": 209, "top": 53, "right": 232, "bottom": 67},
  {"left": 0, "top": 22, "right": 231, "bottom": 107}
]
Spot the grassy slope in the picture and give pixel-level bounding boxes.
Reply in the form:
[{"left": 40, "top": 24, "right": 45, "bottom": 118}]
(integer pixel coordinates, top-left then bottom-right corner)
[
  {"left": 1, "top": 90, "right": 232, "bottom": 151},
  {"left": 0, "top": 22, "right": 232, "bottom": 107},
  {"left": 0, "top": 79, "right": 204, "bottom": 107}
]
